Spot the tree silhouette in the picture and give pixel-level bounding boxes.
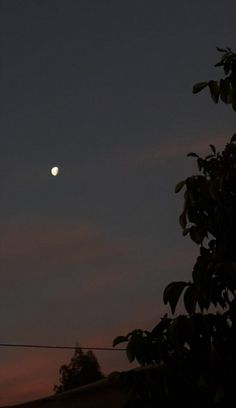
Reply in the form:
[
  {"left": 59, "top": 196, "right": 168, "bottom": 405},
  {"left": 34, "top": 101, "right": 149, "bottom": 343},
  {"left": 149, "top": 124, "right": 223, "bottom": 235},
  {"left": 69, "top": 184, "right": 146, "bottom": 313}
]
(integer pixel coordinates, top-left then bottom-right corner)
[
  {"left": 54, "top": 345, "right": 104, "bottom": 393},
  {"left": 114, "top": 48, "right": 236, "bottom": 407}
]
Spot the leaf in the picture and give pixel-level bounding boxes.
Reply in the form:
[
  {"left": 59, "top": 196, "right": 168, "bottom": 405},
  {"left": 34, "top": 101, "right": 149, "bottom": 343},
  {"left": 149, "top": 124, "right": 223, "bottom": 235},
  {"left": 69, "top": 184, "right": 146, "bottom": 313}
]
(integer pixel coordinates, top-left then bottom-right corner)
[
  {"left": 197, "top": 157, "right": 204, "bottom": 171},
  {"left": 208, "top": 240, "right": 216, "bottom": 249},
  {"left": 230, "top": 134, "right": 236, "bottom": 143},
  {"left": 219, "top": 78, "right": 231, "bottom": 103},
  {"left": 224, "top": 63, "right": 231, "bottom": 75},
  {"left": 182, "top": 227, "right": 190, "bottom": 236},
  {"left": 126, "top": 331, "right": 148, "bottom": 365},
  {"left": 192, "top": 82, "right": 208, "bottom": 94},
  {"left": 192, "top": 262, "right": 203, "bottom": 286},
  {"left": 126, "top": 342, "right": 135, "bottom": 363},
  {"left": 209, "top": 178, "right": 219, "bottom": 200},
  {"left": 175, "top": 179, "right": 186, "bottom": 193},
  {"left": 216, "top": 47, "right": 227, "bottom": 53},
  {"left": 187, "top": 152, "right": 199, "bottom": 158},
  {"left": 209, "top": 144, "right": 216, "bottom": 154},
  {"left": 189, "top": 226, "right": 202, "bottom": 244},
  {"left": 184, "top": 285, "right": 197, "bottom": 314},
  {"left": 208, "top": 80, "right": 220, "bottom": 103},
  {"left": 163, "top": 281, "right": 188, "bottom": 314},
  {"left": 179, "top": 211, "right": 187, "bottom": 229},
  {"left": 152, "top": 315, "right": 171, "bottom": 336},
  {"left": 168, "top": 316, "right": 188, "bottom": 352},
  {"left": 197, "top": 291, "right": 210, "bottom": 312},
  {"left": 214, "top": 61, "right": 223, "bottom": 67},
  {"left": 113, "top": 336, "right": 128, "bottom": 347}
]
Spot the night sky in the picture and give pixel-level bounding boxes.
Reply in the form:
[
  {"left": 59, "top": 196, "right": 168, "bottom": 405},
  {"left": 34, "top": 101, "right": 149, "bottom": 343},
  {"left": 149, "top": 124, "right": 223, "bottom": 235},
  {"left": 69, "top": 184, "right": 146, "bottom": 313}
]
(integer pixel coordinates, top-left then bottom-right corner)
[{"left": 0, "top": 0, "right": 236, "bottom": 405}]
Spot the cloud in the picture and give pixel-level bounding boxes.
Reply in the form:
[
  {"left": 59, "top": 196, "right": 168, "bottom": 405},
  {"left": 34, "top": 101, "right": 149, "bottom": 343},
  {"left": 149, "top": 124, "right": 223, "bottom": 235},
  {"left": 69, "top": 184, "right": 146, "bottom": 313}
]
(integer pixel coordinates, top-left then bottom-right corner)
[
  {"left": 1, "top": 221, "right": 131, "bottom": 272},
  {"left": 0, "top": 350, "right": 58, "bottom": 405},
  {"left": 126, "top": 134, "right": 227, "bottom": 168}
]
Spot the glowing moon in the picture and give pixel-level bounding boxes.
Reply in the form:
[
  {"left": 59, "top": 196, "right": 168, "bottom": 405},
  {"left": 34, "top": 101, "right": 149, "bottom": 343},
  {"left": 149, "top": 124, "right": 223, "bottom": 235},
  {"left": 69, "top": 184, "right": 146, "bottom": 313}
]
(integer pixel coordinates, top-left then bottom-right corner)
[{"left": 51, "top": 166, "right": 59, "bottom": 176}]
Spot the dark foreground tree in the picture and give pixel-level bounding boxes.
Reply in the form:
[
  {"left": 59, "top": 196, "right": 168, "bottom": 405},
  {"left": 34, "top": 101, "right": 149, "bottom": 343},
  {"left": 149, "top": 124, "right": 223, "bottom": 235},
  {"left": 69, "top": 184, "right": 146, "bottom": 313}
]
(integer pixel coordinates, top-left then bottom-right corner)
[
  {"left": 54, "top": 345, "right": 104, "bottom": 393},
  {"left": 113, "top": 48, "right": 236, "bottom": 407}
]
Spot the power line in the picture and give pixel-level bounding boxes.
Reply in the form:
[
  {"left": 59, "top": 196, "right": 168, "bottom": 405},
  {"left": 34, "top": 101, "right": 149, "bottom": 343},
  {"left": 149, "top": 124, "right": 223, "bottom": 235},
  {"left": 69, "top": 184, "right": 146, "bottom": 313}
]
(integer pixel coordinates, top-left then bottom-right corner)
[{"left": 0, "top": 343, "right": 125, "bottom": 351}]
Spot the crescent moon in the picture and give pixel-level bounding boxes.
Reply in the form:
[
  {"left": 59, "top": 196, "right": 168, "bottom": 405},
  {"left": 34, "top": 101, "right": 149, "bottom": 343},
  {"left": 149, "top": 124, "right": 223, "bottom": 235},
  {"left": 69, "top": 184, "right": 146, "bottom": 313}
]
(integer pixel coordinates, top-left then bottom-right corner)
[{"left": 51, "top": 166, "right": 59, "bottom": 176}]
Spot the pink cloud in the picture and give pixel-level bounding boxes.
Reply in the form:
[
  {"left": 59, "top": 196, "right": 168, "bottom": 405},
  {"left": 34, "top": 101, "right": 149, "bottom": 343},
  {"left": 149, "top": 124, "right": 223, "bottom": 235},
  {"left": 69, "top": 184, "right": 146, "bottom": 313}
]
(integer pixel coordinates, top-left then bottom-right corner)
[
  {"left": 1, "top": 221, "right": 131, "bottom": 270},
  {"left": 126, "top": 134, "right": 227, "bottom": 168},
  {"left": 0, "top": 351, "right": 59, "bottom": 405}
]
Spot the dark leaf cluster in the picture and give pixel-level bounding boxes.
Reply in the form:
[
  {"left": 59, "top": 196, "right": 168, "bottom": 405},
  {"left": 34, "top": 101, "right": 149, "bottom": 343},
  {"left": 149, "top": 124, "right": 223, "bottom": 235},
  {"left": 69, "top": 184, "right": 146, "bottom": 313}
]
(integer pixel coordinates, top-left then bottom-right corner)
[
  {"left": 193, "top": 47, "right": 236, "bottom": 111},
  {"left": 170, "top": 138, "right": 236, "bottom": 314},
  {"left": 114, "top": 312, "right": 236, "bottom": 407}
]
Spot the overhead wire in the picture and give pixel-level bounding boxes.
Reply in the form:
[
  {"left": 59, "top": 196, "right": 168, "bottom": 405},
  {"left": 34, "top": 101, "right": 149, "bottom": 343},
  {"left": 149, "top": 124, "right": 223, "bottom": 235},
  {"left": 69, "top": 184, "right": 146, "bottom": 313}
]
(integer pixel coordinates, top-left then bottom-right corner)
[{"left": 0, "top": 342, "right": 125, "bottom": 351}]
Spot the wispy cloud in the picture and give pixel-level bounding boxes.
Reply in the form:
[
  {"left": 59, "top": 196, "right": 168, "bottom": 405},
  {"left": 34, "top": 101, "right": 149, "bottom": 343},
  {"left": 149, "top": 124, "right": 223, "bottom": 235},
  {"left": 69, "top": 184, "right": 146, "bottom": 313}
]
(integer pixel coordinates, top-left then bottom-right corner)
[
  {"left": 1, "top": 221, "right": 130, "bottom": 267},
  {"left": 126, "top": 134, "right": 227, "bottom": 168},
  {"left": 0, "top": 350, "right": 58, "bottom": 405}
]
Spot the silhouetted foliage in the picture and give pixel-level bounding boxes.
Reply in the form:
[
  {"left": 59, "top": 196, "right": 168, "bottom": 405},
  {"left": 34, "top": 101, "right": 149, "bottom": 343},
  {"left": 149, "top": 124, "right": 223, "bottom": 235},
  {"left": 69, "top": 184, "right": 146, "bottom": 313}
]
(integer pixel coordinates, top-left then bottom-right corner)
[
  {"left": 114, "top": 48, "right": 236, "bottom": 407},
  {"left": 54, "top": 345, "right": 104, "bottom": 394},
  {"left": 193, "top": 47, "right": 236, "bottom": 111}
]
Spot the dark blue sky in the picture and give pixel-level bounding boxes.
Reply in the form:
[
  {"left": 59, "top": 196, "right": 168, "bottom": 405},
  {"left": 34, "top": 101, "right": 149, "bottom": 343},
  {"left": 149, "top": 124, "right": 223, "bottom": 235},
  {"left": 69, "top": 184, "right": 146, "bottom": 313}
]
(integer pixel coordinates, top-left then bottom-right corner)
[{"left": 0, "top": 0, "right": 236, "bottom": 404}]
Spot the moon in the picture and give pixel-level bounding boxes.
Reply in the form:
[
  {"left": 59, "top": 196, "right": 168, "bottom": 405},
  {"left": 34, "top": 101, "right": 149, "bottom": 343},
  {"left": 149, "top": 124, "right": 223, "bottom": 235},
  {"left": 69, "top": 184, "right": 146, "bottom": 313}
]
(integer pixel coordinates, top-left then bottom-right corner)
[{"left": 51, "top": 166, "right": 59, "bottom": 176}]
